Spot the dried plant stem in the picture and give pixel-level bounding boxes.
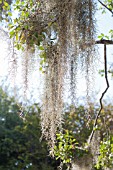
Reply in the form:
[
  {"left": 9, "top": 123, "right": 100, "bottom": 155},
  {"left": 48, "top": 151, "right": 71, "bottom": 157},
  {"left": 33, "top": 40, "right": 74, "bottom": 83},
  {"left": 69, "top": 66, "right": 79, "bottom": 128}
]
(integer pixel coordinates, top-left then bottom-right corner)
[{"left": 88, "top": 43, "right": 110, "bottom": 144}]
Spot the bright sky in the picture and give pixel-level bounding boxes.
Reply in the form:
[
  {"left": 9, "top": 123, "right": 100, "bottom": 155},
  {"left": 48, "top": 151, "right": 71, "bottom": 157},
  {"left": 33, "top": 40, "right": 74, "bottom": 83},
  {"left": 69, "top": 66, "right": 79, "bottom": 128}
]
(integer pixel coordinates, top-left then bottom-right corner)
[
  {"left": 0, "top": 3, "right": 113, "bottom": 105},
  {"left": 74, "top": 8, "right": 113, "bottom": 105},
  {"left": 94, "top": 9, "right": 113, "bottom": 103}
]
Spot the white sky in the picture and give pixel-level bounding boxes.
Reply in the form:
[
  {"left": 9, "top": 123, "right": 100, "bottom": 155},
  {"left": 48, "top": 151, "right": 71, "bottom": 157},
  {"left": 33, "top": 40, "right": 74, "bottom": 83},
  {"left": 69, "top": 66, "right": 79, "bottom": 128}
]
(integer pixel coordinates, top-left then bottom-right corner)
[
  {"left": 0, "top": 3, "right": 113, "bottom": 105},
  {"left": 94, "top": 9, "right": 113, "bottom": 103}
]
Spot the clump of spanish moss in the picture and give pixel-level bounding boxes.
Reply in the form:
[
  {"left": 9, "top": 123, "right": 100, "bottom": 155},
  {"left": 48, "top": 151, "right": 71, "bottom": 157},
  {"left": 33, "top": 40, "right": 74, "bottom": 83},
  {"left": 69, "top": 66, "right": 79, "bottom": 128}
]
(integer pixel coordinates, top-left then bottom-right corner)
[
  {"left": 40, "top": 0, "right": 97, "bottom": 150},
  {"left": 21, "top": 47, "right": 34, "bottom": 95},
  {"left": 8, "top": 0, "right": 97, "bottom": 151}
]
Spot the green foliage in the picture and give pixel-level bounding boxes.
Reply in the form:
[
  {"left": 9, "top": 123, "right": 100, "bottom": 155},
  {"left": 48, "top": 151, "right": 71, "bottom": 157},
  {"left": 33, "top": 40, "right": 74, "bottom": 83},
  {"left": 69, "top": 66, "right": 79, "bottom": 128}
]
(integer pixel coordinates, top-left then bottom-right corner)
[
  {"left": 53, "top": 105, "right": 93, "bottom": 168},
  {"left": 95, "top": 136, "right": 113, "bottom": 169},
  {"left": 0, "top": 0, "right": 11, "bottom": 21},
  {"left": 98, "top": 69, "right": 105, "bottom": 77},
  {"left": 54, "top": 130, "right": 77, "bottom": 164},
  {"left": 98, "top": 30, "right": 113, "bottom": 41},
  {"left": 54, "top": 103, "right": 113, "bottom": 169},
  {"left": 54, "top": 105, "right": 96, "bottom": 167},
  {"left": 104, "top": 0, "right": 113, "bottom": 11},
  {"left": 93, "top": 103, "right": 113, "bottom": 169},
  {"left": 6, "top": 0, "right": 46, "bottom": 50},
  {"left": 99, "top": 0, "right": 113, "bottom": 14},
  {"left": 1, "top": 93, "right": 113, "bottom": 169},
  {"left": 99, "top": 1, "right": 113, "bottom": 40},
  {"left": 39, "top": 50, "right": 47, "bottom": 73},
  {"left": 53, "top": 130, "right": 88, "bottom": 169},
  {"left": 0, "top": 88, "right": 58, "bottom": 170},
  {"left": 98, "top": 33, "right": 109, "bottom": 40},
  {"left": 99, "top": 69, "right": 113, "bottom": 77},
  {"left": 109, "top": 29, "right": 113, "bottom": 38},
  {"left": 98, "top": 33, "right": 106, "bottom": 40},
  {"left": 64, "top": 105, "right": 93, "bottom": 145}
]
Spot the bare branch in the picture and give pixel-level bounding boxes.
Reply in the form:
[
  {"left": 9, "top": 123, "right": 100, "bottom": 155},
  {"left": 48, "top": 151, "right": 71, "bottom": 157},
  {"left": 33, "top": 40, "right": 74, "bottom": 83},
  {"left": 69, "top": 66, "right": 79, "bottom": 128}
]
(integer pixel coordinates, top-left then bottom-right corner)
[
  {"left": 96, "top": 39, "right": 113, "bottom": 44},
  {"left": 98, "top": 0, "right": 113, "bottom": 15},
  {"left": 88, "top": 44, "right": 110, "bottom": 144}
]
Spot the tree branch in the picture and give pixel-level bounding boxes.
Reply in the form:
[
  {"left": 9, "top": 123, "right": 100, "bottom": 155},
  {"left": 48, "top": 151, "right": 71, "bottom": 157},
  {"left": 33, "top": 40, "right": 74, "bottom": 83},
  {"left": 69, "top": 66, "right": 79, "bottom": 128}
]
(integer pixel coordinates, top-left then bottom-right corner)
[
  {"left": 96, "top": 39, "right": 113, "bottom": 44},
  {"left": 98, "top": 0, "right": 113, "bottom": 15},
  {"left": 88, "top": 44, "right": 110, "bottom": 144}
]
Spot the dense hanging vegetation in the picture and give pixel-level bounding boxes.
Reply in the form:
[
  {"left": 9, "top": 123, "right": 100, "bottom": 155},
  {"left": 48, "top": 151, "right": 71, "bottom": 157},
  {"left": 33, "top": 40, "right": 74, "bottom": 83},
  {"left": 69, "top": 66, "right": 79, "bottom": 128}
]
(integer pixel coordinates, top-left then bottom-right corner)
[
  {"left": 0, "top": 0, "right": 113, "bottom": 169},
  {"left": 1, "top": 0, "right": 97, "bottom": 149}
]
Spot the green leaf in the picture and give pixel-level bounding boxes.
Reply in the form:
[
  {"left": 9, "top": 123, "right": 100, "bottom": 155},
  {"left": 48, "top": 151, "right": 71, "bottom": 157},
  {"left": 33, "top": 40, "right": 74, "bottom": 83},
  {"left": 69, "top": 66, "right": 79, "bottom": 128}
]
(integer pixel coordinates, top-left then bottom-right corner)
[
  {"left": 109, "top": 29, "right": 113, "bottom": 34},
  {"left": 14, "top": 18, "right": 18, "bottom": 24},
  {"left": 15, "top": 43, "right": 22, "bottom": 50},
  {"left": 21, "top": 1, "right": 25, "bottom": 5},
  {"left": 9, "top": 30, "right": 15, "bottom": 38},
  {"left": 8, "top": 23, "right": 14, "bottom": 29},
  {"left": 16, "top": 33, "right": 19, "bottom": 41},
  {"left": 98, "top": 33, "right": 105, "bottom": 40},
  {"left": 39, "top": 46, "right": 44, "bottom": 50},
  {"left": 39, "top": 67, "right": 42, "bottom": 71},
  {"left": 25, "top": 12, "right": 29, "bottom": 17},
  {"left": 105, "top": 35, "right": 109, "bottom": 40},
  {"left": 8, "top": 12, "right": 12, "bottom": 16},
  {"left": 24, "top": 25, "right": 28, "bottom": 30},
  {"left": 4, "top": 1, "right": 9, "bottom": 7},
  {"left": 40, "top": 60, "right": 44, "bottom": 65},
  {"left": 101, "top": 33, "right": 104, "bottom": 37}
]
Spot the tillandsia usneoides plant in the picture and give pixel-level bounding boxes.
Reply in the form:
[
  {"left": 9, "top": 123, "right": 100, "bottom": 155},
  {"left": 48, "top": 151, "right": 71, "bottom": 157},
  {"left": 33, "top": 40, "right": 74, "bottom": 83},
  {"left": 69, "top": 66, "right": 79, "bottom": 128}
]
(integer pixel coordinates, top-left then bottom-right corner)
[{"left": 6, "top": 0, "right": 97, "bottom": 152}]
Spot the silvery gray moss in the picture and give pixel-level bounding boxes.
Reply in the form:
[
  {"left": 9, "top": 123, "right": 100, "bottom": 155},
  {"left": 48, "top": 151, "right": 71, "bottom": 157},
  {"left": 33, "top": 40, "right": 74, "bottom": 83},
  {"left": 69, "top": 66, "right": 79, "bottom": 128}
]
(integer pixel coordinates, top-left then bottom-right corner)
[{"left": 9, "top": 0, "right": 97, "bottom": 151}]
